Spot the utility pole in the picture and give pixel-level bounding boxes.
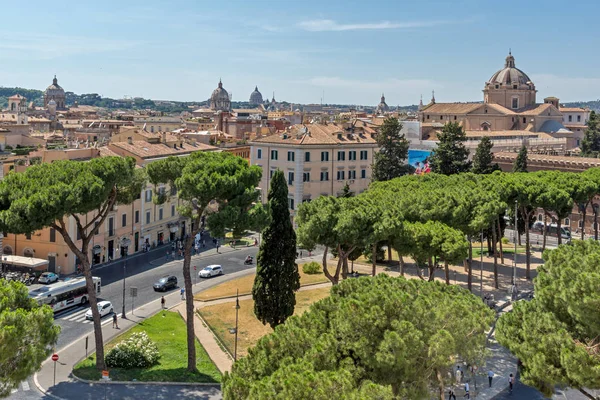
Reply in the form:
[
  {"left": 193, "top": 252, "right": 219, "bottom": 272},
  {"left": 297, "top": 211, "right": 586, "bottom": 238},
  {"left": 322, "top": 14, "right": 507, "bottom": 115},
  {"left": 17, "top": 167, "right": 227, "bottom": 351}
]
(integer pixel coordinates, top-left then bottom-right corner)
[
  {"left": 513, "top": 200, "right": 518, "bottom": 299},
  {"left": 480, "top": 229, "right": 484, "bottom": 298},
  {"left": 121, "top": 252, "right": 127, "bottom": 318},
  {"left": 234, "top": 289, "right": 240, "bottom": 362}
]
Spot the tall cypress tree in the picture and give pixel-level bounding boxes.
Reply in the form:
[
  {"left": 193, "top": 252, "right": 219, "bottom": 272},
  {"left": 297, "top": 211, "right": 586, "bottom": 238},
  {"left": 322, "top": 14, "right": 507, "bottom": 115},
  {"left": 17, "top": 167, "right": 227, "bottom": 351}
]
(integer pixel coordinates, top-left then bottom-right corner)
[
  {"left": 372, "top": 117, "right": 410, "bottom": 181},
  {"left": 513, "top": 145, "right": 528, "bottom": 173},
  {"left": 472, "top": 136, "right": 500, "bottom": 174},
  {"left": 429, "top": 122, "right": 471, "bottom": 175},
  {"left": 252, "top": 170, "right": 300, "bottom": 329}
]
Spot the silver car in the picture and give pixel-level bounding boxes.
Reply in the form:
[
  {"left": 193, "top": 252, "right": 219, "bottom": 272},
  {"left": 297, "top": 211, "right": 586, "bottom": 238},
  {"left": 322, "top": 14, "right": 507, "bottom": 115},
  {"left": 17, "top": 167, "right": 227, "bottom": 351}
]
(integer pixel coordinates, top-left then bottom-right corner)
[{"left": 199, "top": 265, "right": 223, "bottom": 278}]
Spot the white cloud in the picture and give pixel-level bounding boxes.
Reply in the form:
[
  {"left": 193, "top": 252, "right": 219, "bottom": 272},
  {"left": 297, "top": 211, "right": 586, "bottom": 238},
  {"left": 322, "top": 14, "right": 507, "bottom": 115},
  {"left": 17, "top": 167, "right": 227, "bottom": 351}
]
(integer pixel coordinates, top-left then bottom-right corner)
[
  {"left": 0, "top": 32, "right": 142, "bottom": 59},
  {"left": 297, "top": 18, "right": 450, "bottom": 32}
]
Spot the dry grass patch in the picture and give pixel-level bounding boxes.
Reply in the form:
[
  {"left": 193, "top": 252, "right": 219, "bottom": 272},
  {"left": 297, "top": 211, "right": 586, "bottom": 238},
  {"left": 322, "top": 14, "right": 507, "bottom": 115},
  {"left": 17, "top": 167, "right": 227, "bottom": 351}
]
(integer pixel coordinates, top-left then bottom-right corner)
[
  {"left": 198, "top": 286, "right": 331, "bottom": 358},
  {"left": 195, "top": 262, "right": 332, "bottom": 301}
]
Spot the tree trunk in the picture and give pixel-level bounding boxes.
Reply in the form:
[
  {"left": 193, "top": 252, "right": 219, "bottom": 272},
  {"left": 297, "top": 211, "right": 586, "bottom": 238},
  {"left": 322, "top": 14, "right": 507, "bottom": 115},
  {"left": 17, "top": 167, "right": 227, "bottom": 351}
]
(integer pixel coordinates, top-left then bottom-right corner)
[
  {"left": 487, "top": 234, "right": 492, "bottom": 254},
  {"left": 387, "top": 243, "right": 392, "bottom": 265},
  {"left": 467, "top": 237, "right": 473, "bottom": 291},
  {"left": 581, "top": 209, "right": 587, "bottom": 240},
  {"left": 428, "top": 256, "right": 435, "bottom": 282},
  {"left": 522, "top": 208, "right": 531, "bottom": 280},
  {"left": 398, "top": 251, "right": 405, "bottom": 276},
  {"left": 435, "top": 368, "right": 445, "bottom": 400},
  {"left": 497, "top": 217, "right": 504, "bottom": 264},
  {"left": 183, "top": 216, "right": 201, "bottom": 372},
  {"left": 542, "top": 212, "right": 548, "bottom": 251},
  {"left": 491, "top": 222, "right": 499, "bottom": 289},
  {"left": 371, "top": 242, "right": 377, "bottom": 276},
  {"left": 321, "top": 246, "right": 338, "bottom": 285},
  {"left": 54, "top": 219, "right": 106, "bottom": 370},
  {"left": 444, "top": 260, "right": 450, "bottom": 285}
]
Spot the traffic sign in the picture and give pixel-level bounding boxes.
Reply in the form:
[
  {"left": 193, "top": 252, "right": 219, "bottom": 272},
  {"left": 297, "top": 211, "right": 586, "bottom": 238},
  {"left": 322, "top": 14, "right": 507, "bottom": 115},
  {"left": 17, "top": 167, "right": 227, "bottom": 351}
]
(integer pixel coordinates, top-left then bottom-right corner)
[
  {"left": 102, "top": 370, "right": 109, "bottom": 380},
  {"left": 51, "top": 354, "right": 59, "bottom": 362},
  {"left": 130, "top": 287, "right": 138, "bottom": 297}
]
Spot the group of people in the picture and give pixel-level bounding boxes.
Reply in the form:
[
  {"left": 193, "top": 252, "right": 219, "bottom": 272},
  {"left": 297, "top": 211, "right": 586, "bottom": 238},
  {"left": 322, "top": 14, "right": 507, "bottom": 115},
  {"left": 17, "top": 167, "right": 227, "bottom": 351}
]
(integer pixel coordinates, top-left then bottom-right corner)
[{"left": 448, "top": 365, "right": 515, "bottom": 399}]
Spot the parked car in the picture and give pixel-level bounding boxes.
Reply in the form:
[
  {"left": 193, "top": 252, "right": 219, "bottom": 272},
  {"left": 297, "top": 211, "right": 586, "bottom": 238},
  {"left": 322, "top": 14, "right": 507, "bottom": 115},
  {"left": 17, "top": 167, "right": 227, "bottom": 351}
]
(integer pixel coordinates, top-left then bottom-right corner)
[
  {"left": 153, "top": 275, "right": 178, "bottom": 291},
  {"left": 199, "top": 265, "right": 223, "bottom": 278},
  {"left": 39, "top": 272, "right": 59, "bottom": 284},
  {"left": 85, "top": 300, "right": 113, "bottom": 320}
]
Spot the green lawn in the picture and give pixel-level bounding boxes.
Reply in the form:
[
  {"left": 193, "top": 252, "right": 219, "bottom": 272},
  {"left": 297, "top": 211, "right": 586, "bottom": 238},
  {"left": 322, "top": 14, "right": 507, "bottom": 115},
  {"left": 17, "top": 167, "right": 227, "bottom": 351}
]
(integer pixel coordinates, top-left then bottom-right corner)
[{"left": 73, "top": 311, "right": 221, "bottom": 383}]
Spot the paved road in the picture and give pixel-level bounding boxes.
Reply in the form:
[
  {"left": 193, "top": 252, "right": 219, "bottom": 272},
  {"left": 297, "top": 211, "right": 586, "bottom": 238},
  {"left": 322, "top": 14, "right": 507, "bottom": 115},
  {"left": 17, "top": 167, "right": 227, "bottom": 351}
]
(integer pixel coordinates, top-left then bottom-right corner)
[
  {"left": 52, "top": 242, "right": 259, "bottom": 349},
  {"left": 493, "top": 379, "right": 599, "bottom": 399}
]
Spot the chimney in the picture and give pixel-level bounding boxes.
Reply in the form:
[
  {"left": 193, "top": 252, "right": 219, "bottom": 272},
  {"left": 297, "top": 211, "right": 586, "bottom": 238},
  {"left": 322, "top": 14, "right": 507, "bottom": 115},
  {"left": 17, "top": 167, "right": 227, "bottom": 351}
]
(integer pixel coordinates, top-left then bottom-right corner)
[
  {"left": 162, "top": 132, "right": 167, "bottom": 143},
  {"left": 127, "top": 137, "right": 133, "bottom": 145}
]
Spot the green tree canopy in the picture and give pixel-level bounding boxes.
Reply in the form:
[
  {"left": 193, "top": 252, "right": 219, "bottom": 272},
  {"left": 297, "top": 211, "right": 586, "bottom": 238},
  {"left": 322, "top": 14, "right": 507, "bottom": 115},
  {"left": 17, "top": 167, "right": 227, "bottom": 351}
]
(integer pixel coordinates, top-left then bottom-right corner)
[
  {"left": 429, "top": 122, "right": 471, "bottom": 175},
  {"left": 224, "top": 275, "right": 494, "bottom": 400},
  {"left": 372, "top": 117, "right": 410, "bottom": 181},
  {"left": 472, "top": 136, "right": 500, "bottom": 174},
  {"left": 147, "top": 151, "right": 262, "bottom": 371},
  {"left": 252, "top": 170, "right": 300, "bottom": 329},
  {"left": 512, "top": 145, "right": 528, "bottom": 173},
  {"left": 0, "top": 156, "right": 141, "bottom": 370},
  {"left": 497, "top": 240, "right": 600, "bottom": 399},
  {"left": 581, "top": 111, "right": 600, "bottom": 157},
  {"left": 0, "top": 280, "right": 60, "bottom": 397}
]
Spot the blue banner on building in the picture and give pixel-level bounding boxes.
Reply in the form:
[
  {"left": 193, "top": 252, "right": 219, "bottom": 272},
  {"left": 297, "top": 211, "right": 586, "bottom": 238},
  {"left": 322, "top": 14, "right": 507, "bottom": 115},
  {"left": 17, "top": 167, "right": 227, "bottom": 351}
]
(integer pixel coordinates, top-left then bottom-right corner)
[{"left": 408, "top": 149, "right": 433, "bottom": 175}]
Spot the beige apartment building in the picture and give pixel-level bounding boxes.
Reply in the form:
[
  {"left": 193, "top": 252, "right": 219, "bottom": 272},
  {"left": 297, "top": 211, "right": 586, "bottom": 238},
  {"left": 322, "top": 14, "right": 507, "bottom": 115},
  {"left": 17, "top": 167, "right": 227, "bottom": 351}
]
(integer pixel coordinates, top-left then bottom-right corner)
[
  {"left": 2, "top": 134, "right": 218, "bottom": 275},
  {"left": 250, "top": 123, "right": 377, "bottom": 225}
]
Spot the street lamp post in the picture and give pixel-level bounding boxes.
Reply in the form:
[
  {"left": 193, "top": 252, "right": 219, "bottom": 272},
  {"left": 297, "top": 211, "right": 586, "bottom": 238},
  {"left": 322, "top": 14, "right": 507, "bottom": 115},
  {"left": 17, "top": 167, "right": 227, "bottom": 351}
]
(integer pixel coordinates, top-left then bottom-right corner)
[
  {"left": 122, "top": 251, "right": 127, "bottom": 319},
  {"left": 234, "top": 289, "right": 240, "bottom": 362},
  {"left": 480, "top": 229, "right": 484, "bottom": 298},
  {"left": 513, "top": 200, "right": 518, "bottom": 298},
  {"left": 593, "top": 203, "right": 599, "bottom": 241}
]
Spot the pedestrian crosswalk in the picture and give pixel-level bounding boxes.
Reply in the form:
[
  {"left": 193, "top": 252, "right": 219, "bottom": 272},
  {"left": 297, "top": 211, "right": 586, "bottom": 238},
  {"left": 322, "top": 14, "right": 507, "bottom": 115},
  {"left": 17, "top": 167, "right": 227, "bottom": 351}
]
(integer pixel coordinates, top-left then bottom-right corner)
[{"left": 54, "top": 306, "right": 114, "bottom": 326}]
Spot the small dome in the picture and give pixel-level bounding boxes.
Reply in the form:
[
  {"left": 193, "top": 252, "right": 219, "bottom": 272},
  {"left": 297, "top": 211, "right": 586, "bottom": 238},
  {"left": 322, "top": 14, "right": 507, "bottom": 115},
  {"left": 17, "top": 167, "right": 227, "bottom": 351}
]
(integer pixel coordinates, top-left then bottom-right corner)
[
  {"left": 487, "top": 53, "right": 533, "bottom": 86},
  {"left": 210, "top": 79, "right": 231, "bottom": 111},
  {"left": 376, "top": 93, "right": 389, "bottom": 114},
  {"left": 48, "top": 99, "right": 56, "bottom": 105},
  {"left": 249, "top": 86, "right": 263, "bottom": 104}
]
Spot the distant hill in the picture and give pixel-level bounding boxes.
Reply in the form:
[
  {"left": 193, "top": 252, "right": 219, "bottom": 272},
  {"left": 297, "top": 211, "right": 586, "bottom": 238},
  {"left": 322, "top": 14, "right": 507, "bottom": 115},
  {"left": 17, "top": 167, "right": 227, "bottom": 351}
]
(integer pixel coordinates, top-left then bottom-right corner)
[
  {"left": 562, "top": 100, "right": 600, "bottom": 112},
  {"left": 0, "top": 87, "right": 44, "bottom": 109}
]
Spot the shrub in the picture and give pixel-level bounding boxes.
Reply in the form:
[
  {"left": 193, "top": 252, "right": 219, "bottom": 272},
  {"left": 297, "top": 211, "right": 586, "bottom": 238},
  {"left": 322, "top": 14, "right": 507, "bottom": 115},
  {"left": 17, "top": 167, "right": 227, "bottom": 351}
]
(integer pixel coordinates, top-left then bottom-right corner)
[
  {"left": 501, "top": 237, "right": 509, "bottom": 244},
  {"left": 302, "top": 261, "right": 321, "bottom": 275},
  {"left": 105, "top": 332, "right": 160, "bottom": 369}
]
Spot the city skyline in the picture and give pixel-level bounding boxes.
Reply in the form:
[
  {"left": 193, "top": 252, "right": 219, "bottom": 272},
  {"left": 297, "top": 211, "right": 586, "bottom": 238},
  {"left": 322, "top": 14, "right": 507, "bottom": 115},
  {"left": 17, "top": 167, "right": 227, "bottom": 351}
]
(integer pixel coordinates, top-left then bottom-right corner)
[{"left": 1, "top": 0, "right": 600, "bottom": 105}]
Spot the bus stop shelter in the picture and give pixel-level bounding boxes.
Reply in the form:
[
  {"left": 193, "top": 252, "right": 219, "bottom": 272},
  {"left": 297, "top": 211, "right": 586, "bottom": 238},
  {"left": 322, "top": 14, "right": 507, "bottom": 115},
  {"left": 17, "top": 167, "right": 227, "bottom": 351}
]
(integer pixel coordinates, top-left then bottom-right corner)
[{"left": 2, "top": 255, "right": 49, "bottom": 272}]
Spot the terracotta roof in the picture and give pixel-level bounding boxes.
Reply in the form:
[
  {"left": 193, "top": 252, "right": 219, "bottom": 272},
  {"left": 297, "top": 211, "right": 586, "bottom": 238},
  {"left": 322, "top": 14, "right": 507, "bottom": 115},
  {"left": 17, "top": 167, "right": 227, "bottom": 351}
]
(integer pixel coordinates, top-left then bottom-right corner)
[
  {"left": 493, "top": 152, "right": 600, "bottom": 168},
  {"left": 252, "top": 123, "right": 376, "bottom": 146},
  {"left": 559, "top": 107, "right": 588, "bottom": 113},
  {"left": 420, "top": 103, "right": 481, "bottom": 114},
  {"left": 515, "top": 103, "right": 553, "bottom": 116},
  {"left": 233, "top": 109, "right": 263, "bottom": 114},
  {"left": 485, "top": 103, "right": 515, "bottom": 115},
  {"left": 98, "top": 147, "right": 121, "bottom": 158},
  {"left": 465, "top": 130, "right": 539, "bottom": 138},
  {"left": 110, "top": 140, "right": 217, "bottom": 159},
  {"left": 564, "top": 124, "right": 586, "bottom": 130}
]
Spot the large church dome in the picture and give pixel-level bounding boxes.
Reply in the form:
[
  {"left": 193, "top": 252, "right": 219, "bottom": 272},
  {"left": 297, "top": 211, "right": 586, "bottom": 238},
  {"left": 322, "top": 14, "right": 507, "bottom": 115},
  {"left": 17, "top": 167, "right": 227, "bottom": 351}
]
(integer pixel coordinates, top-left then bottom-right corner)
[
  {"left": 487, "top": 52, "right": 533, "bottom": 86},
  {"left": 210, "top": 79, "right": 231, "bottom": 111},
  {"left": 249, "top": 86, "right": 263, "bottom": 104},
  {"left": 44, "top": 75, "right": 66, "bottom": 110}
]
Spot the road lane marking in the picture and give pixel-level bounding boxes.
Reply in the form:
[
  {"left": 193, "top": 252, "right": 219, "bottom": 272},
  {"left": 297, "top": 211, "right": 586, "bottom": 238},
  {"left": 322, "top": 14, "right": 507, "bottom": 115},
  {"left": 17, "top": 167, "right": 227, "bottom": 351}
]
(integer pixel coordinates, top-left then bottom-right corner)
[{"left": 22, "top": 381, "right": 30, "bottom": 391}]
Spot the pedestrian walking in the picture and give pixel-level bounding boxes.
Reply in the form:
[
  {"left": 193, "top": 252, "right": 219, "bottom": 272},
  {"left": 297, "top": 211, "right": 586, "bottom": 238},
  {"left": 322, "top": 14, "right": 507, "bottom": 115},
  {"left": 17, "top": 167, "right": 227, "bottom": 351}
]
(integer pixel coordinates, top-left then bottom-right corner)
[
  {"left": 455, "top": 365, "right": 463, "bottom": 384},
  {"left": 216, "top": 241, "right": 220, "bottom": 253},
  {"left": 300, "top": 250, "right": 303, "bottom": 258},
  {"left": 509, "top": 373, "right": 515, "bottom": 392},
  {"left": 488, "top": 370, "right": 494, "bottom": 387},
  {"left": 112, "top": 313, "right": 118, "bottom": 329},
  {"left": 254, "top": 238, "right": 258, "bottom": 246},
  {"left": 161, "top": 296, "right": 165, "bottom": 309},
  {"left": 202, "top": 239, "right": 206, "bottom": 248},
  {"left": 448, "top": 388, "right": 456, "bottom": 400},
  {"left": 463, "top": 382, "right": 470, "bottom": 399},
  {"left": 180, "top": 287, "right": 185, "bottom": 300}
]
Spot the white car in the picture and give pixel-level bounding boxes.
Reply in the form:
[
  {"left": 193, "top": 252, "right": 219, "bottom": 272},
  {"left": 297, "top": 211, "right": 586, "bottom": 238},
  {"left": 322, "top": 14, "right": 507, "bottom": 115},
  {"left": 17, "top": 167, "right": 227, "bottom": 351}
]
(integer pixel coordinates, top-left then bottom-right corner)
[
  {"left": 199, "top": 265, "right": 223, "bottom": 278},
  {"left": 85, "top": 300, "right": 113, "bottom": 320},
  {"left": 39, "top": 272, "right": 59, "bottom": 284}
]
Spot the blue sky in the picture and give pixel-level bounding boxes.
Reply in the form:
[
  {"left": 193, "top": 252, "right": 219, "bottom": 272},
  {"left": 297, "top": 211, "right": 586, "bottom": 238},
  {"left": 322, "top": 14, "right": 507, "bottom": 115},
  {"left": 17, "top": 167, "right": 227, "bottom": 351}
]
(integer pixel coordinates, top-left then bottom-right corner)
[{"left": 1, "top": 0, "right": 600, "bottom": 106}]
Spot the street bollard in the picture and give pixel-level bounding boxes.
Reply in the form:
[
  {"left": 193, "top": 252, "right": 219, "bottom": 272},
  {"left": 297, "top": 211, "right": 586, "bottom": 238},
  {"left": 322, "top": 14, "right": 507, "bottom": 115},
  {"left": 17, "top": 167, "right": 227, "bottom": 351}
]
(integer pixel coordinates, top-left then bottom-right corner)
[{"left": 85, "top": 336, "right": 88, "bottom": 358}]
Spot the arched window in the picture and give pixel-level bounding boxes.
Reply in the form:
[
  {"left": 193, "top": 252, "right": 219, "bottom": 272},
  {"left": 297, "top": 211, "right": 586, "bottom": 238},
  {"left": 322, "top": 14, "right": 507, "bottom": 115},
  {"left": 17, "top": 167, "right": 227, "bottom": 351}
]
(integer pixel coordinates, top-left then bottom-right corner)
[
  {"left": 3, "top": 246, "right": 13, "bottom": 255},
  {"left": 23, "top": 248, "right": 34, "bottom": 257},
  {"left": 538, "top": 214, "right": 543, "bottom": 221},
  {"left": 565, "top": 218, "right": 570, "bottom": 226}
]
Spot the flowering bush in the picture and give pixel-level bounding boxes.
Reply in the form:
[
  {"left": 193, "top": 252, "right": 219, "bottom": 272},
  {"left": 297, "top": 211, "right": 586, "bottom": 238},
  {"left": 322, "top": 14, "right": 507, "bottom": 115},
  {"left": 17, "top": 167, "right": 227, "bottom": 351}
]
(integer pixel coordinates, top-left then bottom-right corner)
[{"left": 105, "top": 332, "right": 160, "bottom": 368}]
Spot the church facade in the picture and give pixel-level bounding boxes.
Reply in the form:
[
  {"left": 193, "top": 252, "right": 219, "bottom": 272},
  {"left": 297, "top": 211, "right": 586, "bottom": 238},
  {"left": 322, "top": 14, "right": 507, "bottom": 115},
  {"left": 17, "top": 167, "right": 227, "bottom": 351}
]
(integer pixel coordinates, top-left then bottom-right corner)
[{"left": 418, "top": 53, "right": 583, "bottom": 146}]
